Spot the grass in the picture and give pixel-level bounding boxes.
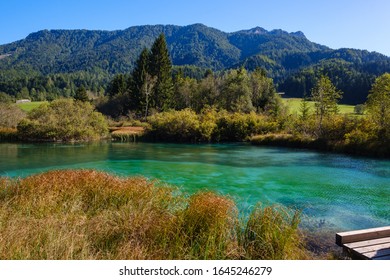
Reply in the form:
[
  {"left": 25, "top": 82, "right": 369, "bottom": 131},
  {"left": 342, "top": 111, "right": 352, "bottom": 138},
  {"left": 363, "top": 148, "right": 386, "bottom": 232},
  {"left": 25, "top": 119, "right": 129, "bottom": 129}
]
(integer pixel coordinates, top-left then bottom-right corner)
[
  {"left": 110, "top": 126, "right": 145, "bottom": 142},
  {"left": 17, "top": 101, "right": 48, "bottom": 112},
  {"left": 0, "top": 170, "right": 311, "bottom": 260},
  {"left": 282, "top": 98, "right": 357, "bottom": 115},
  {"left": 0, "top": 127, "right": 18, "bottom": 140}
]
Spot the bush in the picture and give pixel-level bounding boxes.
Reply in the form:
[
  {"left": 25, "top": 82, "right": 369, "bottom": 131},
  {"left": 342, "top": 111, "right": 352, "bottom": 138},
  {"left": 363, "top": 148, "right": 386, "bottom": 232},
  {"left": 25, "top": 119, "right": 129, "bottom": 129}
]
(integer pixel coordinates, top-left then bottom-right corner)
[
  {"left": 354, "top": 104, "right": 365, "bottom": 115},
  {"left": 320, "top": 115, "right": 356, "bottom": 141},
  {"left": 216, "top": 111, "right": 278, "bottom": 141},
  {"left": 147, "top": 109, "right": 202, "bottom": 142},
  {"left": 0, "top": 103, "right": 26, "bottom": 128},
  {"left": 146, "top": 109, "right": 279, "bottom": 143},
  {"left": 17, "top": 99, "right": 108, "bottom": 142}
]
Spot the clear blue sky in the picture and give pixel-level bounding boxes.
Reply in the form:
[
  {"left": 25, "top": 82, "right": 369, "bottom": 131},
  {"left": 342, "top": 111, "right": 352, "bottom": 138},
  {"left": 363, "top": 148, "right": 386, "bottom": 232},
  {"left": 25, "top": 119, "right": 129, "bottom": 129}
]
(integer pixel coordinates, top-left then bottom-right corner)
[{"left": 1, "top": 0, "right": 389, "bottom": 56}]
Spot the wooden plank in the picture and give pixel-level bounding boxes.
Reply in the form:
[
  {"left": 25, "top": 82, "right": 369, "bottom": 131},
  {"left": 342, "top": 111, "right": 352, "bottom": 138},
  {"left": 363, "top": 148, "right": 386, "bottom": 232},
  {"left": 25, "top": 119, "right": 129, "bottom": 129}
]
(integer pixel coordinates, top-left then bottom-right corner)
[
  {"left": 342, "top": 247, "right": 369, "bottom": 260},
  {"left": 361, "top": 248, "right": 390, "bottom": 259},
  {"left": 344, "top": 237, "right": 390, "bottom": 249},
  {"left": 352, "top": 242, "right": 390, "bottom": 254},
  {"left": 372, "top": 254, "right": 390, "bottom": 260},
  {"left": 336, "top": 226, "right": 390, "bottom": 245}
]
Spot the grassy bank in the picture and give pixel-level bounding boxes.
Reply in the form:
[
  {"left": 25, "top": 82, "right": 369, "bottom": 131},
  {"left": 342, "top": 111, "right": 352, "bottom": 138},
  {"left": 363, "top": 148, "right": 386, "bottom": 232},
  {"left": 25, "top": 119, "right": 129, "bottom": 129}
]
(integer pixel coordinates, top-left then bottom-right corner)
[
  {"left": 0, "top": 170, "right": 311, "bottom": 260},
  {"left": 0, "top": 127, "right": 18, "bottom": 141},
  {"left": 250, "top": 133, "right": 390, "bottom": 158}
]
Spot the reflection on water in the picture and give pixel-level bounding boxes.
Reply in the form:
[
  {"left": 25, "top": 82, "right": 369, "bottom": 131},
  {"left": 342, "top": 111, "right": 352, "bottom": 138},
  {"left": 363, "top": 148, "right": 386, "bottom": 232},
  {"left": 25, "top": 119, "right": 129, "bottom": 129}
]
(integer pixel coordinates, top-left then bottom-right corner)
[{"left": 1, "top": 142, "right": 389, "bottom": 232}]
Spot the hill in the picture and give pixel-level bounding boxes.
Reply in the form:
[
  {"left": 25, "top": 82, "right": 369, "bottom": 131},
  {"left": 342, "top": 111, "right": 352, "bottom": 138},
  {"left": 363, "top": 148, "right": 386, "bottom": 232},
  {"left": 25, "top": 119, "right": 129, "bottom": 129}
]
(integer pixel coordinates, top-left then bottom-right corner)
[{"left": 1, "top": 23, "right": 390, "bottom": 104}]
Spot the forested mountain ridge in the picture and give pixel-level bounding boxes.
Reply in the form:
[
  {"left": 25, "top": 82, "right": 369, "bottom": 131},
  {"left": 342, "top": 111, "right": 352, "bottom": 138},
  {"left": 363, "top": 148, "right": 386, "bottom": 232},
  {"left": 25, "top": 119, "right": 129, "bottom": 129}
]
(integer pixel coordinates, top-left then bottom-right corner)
[
  {"left": 1, "top": 23, "right": 389, "bottom": 104},
  {"left": 0, "top": 24, "right": 330, "bottom": 73}
]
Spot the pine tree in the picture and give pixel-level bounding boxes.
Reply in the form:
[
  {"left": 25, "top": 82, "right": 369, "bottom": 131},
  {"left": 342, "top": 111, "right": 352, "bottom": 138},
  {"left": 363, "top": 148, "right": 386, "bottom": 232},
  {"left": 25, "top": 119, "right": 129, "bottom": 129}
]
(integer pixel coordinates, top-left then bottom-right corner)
[
  {"left": 130, "top": 48, "right": 152, "bottom": 113},
  {"left": 149, "top": 33, "right": 174, "bottom": 111},
  {"left": 75, "top": 85, "right": 89, "bottom": 102},
  {"left": 107, "top": 74, "right": 127, "bottom": 97}
]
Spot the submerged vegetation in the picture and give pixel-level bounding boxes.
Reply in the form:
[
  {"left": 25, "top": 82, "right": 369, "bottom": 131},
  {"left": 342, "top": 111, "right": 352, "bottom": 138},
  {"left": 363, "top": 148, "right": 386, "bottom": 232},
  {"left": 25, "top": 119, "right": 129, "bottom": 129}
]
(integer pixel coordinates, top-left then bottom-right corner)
[{"left": 0, "top": 170, "right": 310, "bottom": 260}]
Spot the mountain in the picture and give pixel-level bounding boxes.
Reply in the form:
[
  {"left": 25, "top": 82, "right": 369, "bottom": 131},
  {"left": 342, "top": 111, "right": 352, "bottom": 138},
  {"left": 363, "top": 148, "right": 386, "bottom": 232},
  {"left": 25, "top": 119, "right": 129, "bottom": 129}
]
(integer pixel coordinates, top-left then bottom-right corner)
[
  {"left": 1, "top": 23, "right": 390, "bottom": 104},
  {"left": 0, "top": 24, "right": 329, "bottom": 74}
]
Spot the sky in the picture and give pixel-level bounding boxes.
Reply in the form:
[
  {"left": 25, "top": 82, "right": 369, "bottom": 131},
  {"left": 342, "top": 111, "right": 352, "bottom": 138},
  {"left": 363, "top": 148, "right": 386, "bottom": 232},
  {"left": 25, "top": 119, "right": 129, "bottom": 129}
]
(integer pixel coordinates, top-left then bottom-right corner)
[{"left": 1, "top": 0, "right": 389, "bottom": 56}]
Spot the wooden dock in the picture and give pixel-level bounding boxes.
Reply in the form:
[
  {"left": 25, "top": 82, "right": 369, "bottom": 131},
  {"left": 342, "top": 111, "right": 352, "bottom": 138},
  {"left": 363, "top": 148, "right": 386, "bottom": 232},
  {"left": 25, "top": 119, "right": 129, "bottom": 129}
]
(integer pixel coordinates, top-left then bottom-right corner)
[{"left": 336, "top": 226, "right": 390, "bottom": 260}]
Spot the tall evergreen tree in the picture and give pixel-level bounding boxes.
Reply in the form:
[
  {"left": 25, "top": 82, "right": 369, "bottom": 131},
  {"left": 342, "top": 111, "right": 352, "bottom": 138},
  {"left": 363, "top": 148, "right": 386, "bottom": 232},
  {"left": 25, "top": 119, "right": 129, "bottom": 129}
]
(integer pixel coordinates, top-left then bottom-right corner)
[
  {"left": 107, "top": 74, "right": 127, "bottom": 97},
  {"left": 130, "top": 48, "right": 151, "bottom": 112},
  {"left": 149, "top": 33, "right": 174, "bottom": 111}
]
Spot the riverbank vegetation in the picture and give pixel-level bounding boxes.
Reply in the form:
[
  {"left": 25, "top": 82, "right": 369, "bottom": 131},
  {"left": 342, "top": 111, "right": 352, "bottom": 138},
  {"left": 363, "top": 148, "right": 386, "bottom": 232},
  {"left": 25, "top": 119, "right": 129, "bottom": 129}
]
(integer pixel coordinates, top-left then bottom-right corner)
[
  {"left": 0, "top": 170, "right": 311, "bottom": 260},
  {"left": 17, "top": 99, "right": 108, "bottom": 142}
]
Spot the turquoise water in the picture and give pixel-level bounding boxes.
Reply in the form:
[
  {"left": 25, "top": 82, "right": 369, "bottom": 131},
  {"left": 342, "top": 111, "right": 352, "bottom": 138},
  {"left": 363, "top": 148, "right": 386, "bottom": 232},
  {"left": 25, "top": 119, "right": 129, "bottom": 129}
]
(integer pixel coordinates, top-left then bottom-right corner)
[{"left": 1, "top": 142, "right": 389, "bottom": 232}]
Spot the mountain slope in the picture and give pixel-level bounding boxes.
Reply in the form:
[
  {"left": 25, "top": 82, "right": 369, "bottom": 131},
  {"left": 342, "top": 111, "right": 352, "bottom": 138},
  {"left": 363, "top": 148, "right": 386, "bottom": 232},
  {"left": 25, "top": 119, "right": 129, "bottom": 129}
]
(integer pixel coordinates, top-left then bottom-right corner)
[
  {"left": 0, "top": 23, "right": 333, "bottom": 74},
  {"left": 1, "top": 23, "right": 390, "bottom": 103}
]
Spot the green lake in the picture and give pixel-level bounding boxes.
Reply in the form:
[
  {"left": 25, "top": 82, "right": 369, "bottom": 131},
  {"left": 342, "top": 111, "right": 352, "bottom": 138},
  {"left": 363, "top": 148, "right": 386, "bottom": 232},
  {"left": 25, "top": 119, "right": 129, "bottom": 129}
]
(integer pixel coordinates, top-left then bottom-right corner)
[{"left": 1, "top": 142, "right": 389, "bottom": 232}]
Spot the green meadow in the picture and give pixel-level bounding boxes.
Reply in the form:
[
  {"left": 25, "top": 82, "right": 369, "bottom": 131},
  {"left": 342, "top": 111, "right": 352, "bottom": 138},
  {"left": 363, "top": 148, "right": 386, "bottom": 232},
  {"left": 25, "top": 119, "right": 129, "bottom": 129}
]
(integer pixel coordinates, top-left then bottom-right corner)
[{"left": 282, "top": 98, "right": 358, "bottom": 115}]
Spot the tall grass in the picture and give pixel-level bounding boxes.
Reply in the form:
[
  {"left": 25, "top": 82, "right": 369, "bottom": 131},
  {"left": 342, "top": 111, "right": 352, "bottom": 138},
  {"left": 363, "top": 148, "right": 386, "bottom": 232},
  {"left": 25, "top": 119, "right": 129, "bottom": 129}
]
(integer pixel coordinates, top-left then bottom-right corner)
[
  {"left": 0, "top": 170, "right": 311, "bottom": 260},
  {"left": 0, "top": 127, "right": 18, "bottom": 141}
]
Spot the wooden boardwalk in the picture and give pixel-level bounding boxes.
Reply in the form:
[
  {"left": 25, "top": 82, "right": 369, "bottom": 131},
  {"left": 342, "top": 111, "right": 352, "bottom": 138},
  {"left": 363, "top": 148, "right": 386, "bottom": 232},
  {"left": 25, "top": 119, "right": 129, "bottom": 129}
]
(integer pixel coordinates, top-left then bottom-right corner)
[{"left": 336, "top": 226, "right": 390, "bottom": 260}]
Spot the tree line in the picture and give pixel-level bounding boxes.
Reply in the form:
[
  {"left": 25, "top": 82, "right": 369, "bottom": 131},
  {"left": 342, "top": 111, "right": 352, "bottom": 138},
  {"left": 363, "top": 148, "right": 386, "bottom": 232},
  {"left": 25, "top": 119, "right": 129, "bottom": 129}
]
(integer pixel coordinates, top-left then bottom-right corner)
[{"left": 99, "top": 34, "right": 280, "bottom": 119}]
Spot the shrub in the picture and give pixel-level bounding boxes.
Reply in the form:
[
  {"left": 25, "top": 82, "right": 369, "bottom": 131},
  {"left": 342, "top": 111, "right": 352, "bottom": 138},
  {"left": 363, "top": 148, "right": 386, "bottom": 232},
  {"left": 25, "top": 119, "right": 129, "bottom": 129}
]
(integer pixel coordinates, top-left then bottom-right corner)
[
  {"left": 354, "top": 104, "right": 365, "bottom": 115},
  {"left": 145, "top": 109, "right": 280, "bottom": 143},
  {"left": 147, "top": 109, "right": 201, "bottom": 142},
  {"left": 319, "top": 115, "right": 356, "bottom": 141},
  {"left": 17, "top": 99, "right": 108, "bottom": 141},
  {"left": 216, "top": 111, "right": 278, "bottom": 141},
  {"left": 0, "top": 103, "right": 26, "bottom": 128}
]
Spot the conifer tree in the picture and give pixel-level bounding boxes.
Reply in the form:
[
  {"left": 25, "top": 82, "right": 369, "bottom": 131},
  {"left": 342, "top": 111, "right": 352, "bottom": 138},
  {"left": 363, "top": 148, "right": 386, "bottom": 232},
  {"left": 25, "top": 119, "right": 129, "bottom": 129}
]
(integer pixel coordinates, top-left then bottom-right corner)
[
  {"left": 130, "top": 48, "right": 151, "bottom": 113},
  {"left": 75, "top": 85, "right": 89, "bottom": 102},
  {"left": 149, "top": 33, "right": 174, "bottom": 111}
]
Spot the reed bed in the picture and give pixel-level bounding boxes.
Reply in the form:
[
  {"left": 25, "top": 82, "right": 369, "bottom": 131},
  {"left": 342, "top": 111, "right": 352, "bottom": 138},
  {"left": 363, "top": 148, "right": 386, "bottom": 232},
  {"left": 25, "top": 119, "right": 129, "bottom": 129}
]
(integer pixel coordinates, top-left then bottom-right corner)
[{"left": 0, "top": 170, "right": 311, "bottom": 260}]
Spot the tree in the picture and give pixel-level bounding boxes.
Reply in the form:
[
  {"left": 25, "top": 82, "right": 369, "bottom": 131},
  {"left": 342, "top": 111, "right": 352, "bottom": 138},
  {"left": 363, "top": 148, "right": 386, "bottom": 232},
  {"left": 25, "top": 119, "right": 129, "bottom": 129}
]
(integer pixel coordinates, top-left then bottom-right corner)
[
  {"left": 250, "top": 67, "right": 277, "bottom": 113},
  {"left": 130, "top": 48, "right": 151, "bottom": 113},
  {"left": 366, "top": 73, "right": 390, "bottom": 138},
  {"left": 194, "top": 74, "right": 220, "bottom": 113},
  {"left": 75, "top": 85, "right": 89, "bottom": 102},
  {"left": 173, "top": 75, "right": 197, "bottom": 110},
  {"left": 141, "top": 73, "right": 157, "bottom": 121},
  {"left": 221, "top": 68, "right": 254, "bottom": 113},
  {"left": 299, "top": 96, "right": 311, "bottom": 121},
  {"left": 106, "top": 74, "right": 127, "bottom": 97},
  {"left": 311, "top": 75, "right": 342, "bottom": 135},
  {"left": 149, "top": 33, "right": 174, "bottom": 111}
]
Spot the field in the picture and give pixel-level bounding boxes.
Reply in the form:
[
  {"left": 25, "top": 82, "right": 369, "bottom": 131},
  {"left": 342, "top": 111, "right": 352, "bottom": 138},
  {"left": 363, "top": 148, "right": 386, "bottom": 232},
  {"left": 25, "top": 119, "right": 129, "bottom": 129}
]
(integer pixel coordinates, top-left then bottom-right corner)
[
  {"left": 282, "top": 98, "right": 357, "bottom": 115},
  {"left": 17, "top": 101, "right": 47, "bottom": 112}
]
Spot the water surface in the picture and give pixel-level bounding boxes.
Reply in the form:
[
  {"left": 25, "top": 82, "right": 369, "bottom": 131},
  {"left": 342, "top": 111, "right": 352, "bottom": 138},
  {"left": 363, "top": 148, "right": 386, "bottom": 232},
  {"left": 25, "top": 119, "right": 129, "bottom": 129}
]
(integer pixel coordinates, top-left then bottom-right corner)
[{"left": 1, "top": 142, "right": 389, "bottom": 232}]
